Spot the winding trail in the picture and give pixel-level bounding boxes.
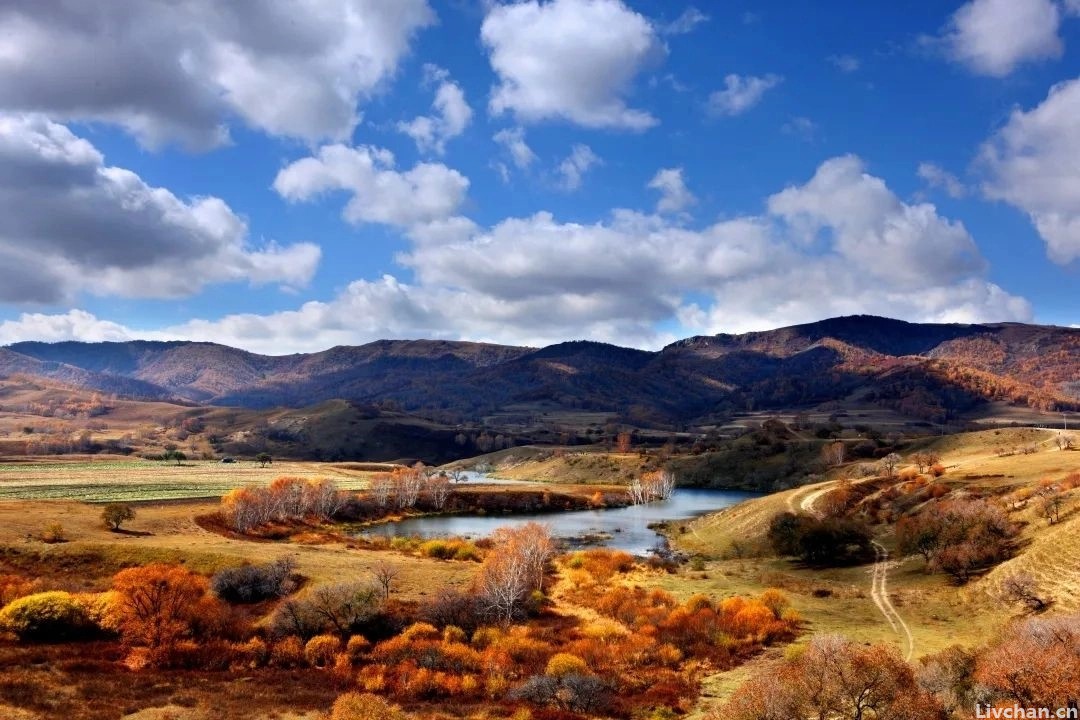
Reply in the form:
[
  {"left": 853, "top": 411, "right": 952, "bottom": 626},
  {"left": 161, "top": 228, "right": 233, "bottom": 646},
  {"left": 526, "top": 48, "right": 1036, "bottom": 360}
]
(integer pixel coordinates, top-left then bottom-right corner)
[
  {"left": 798, "top": 483, "right": 837, "bottom": 514},
  {"left": 871, "top": 540, "right": 915, "bottom": 660},
  {"left": 798, "top": 479, "right": 915, "bottom": 659}
]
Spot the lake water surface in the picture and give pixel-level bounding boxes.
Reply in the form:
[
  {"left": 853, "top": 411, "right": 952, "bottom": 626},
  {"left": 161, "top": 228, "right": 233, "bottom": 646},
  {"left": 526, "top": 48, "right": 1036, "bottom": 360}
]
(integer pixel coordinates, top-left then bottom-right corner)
[{"left": 359, "top": 478, "right": 756, "bottom": 554}]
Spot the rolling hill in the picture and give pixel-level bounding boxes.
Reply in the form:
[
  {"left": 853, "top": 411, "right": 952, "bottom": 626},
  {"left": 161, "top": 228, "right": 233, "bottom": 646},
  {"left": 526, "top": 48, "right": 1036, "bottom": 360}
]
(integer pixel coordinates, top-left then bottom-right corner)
[{"left": 3, "top": 316, "right": 1078, "bottom": 426}]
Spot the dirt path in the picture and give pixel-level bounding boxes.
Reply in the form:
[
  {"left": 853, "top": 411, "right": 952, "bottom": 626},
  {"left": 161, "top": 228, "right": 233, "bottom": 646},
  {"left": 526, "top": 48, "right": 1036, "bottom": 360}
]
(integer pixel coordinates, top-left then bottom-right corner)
[
  {"left": 871, "top": 540, "right": 914, "bottom": 660},
  {"left": 795, "top": 481, "right": 915, "bottom": 659},
  {"left": 798, "top": 483, "right": 836, "bottom": 515}
]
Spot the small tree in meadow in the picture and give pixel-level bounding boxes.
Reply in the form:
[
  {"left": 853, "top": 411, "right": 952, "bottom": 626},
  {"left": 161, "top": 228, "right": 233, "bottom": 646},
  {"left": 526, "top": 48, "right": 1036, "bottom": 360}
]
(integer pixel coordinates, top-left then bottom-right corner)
[{"left": 102, "top": 503, "right": 136, "bottom": 531}]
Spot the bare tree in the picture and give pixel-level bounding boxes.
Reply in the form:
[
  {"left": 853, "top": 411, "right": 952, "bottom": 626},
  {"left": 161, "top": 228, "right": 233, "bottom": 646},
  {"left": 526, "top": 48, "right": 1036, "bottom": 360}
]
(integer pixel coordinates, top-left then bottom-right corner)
[
  {"left": 822, "top": 441, "right": 846, "bottom": 468},
  {"left": 370, "top": 560, "right": 400, "bottom": 600},
  {"left": 1037, "top": 488, "right": 1066, "bottom": 525},
  {"left": 477, "top": 524, "right": 555, "bottom": 623},
  {"left": 368, "top": 474, "right": 394, "bottom": 508},
  {"left": 425, "top": 473, "right": 453, "bottom": 510},
  {"left": 880, "top": 453, "right": 902, "bottom": 478},
  {"left": 1001, "top": 572, "right": 1049, "bottom": 612},
  {"left": 1055, "top": 434, "right": 1076, "bottom": 451},
  {"left": 911, "top": 451, "right": 940, "bottom": 473},
  {"left": 627, "top": 470, "right": 676, "bottom": 505},
  {"left": 394, "top": 464, "right": 426, "bottom": 509},
  {"left": 304, "top": 478, "right": 343, "bottom": 519}
]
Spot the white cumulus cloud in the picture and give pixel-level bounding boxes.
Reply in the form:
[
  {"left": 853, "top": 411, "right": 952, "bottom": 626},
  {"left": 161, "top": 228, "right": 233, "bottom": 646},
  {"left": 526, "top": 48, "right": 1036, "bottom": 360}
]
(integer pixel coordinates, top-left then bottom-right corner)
[
  {"left": 481, "top": 0, "right": 662, "bottom": 130},
  {"left": 273, "top": 145, "right": 470, "bottom": 230},
  {"left": 979, "top": 77, "right": 1080, "bottom": 264},
  {"left": 936, "top": 0, "right": 1064, "bottom": 77},
  {"left": 398, "top": 65, "right": 473, "bottom": 155}
]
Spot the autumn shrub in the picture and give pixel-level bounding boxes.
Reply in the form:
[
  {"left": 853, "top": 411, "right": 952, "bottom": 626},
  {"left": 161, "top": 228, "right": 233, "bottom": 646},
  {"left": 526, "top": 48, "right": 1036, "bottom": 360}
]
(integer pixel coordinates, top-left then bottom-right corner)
[
  {"left": 442, "top": 625, "right": 466, "bottom": 643},
  {"left": 305, "top": 633, "right": 343, "bottom": 667},
  {"left": 546, "top": 652, "right": 588, "bottom": 676},
  {"left": 0, "top": 574, "right": 39, "bottom": 606},
  {"left": 346, "top": 634, "right": 371, "bottom": 658},
  {"left": 270, "top": 635, "right": 305, "bottom": 668},
  {"left": 269, "top": 581, "right": 382, "bottom": 639},
  {"left": 111, "top": 564, "right": 211, "bottom": 649},
  {"left": 974, "top": 614, "right": 1080, "bottom": 711},
  {"left": 898, "top": 467, "right": 920, "bottom": 482},
  {"left": 330, "top": 692, "right": 409, "bottom": 720},
  {"left": 152, "top": 638, "right": 235, "bottom": 670},
  {"left": 721, "top": 634, "right": 943, "bottom": 720},
  {"left": 358, "top": 664, "right": 388, "bottom": 692},
  {"left": 930, "top": 464, "right": 947, "bottom": 477},
  {"left": 759, "top": 588, "right": 790, "bottom": 619},
  {"left": 0, "top": 591, "right": 102, "bottom": 642},
  {"left": 568, "top": 549, "right": 636, "bottom": 581},
  {"left": 579, "top": 617, "right": 629, "bottom": 642},
  {"left": 211, "top": 556, "right": 297, "bottom": 603},
  {"left": 400, "top": 621, "right": 440, "bottom": 641},
  {"left": 512, "top": 673, "right": 610, "bottom": 713},
  {"left": 897, "top": 498, "right": 1018, "bottom": 582},
  {"left": 419, "top": 540, "right": 454, "bottom": 559},
  {"left": 40, "top": 521, "right": 66, "bottom": 543},
  {"left": 233, "top": 636, "right": 269, "bottom": 668},
  {"left": 421, "top": 588, "right": 484, "bottom": 633}
]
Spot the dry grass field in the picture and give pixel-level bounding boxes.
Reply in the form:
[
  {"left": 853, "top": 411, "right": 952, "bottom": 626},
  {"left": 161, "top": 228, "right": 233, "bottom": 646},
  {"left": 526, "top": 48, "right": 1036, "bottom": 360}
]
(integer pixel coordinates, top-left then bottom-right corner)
[
  {"left": 487, "top": 450, "right": 652, "bottom": 485},
  {"left": 0, "top": 457, "right": 392, "bottom": 503},
  {"left": 0, "top": 497, "right": 474, "bottom": 598}
]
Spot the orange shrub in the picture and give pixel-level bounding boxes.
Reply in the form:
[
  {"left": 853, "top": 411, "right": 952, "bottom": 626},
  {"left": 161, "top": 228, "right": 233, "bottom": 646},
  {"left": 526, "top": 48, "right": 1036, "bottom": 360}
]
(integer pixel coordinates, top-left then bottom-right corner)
[
  {"left": 442, "top": 625, "right": 466, "bottom": 643},
  {"left": 930, "top": 464, "right": 946, "bottom": 477},
  {"left": 305, "top": 633, "right": 343, "bottom": 668},
  {"left": 346, "top": 634, "right": 371, "bottom": 658},
  {"left": 330, "top": 652, "right": 353, "bottom": 687},
  {"left": 233, "top": 637, "right": 269, "bottom": 668},
  {"left": 110, "top": 564, "right": 209, "bottom": 650},
  {"left": 0, "top": 574, "right": 39, "bottom": 606},
  {"left": 330, "top": 692, "right": 408, "bottom": 720},
  {"left": 568, "top": 549, "right": 636, "bottom": 581},
  {"left": 545, "top": 652, "right": 588, "bottom": 677},
  {"left": 401, "top": 621, "right": 440, "bottom": 641},
  {"left": 759, "top": 589, "right": 790, "bottom": 619},
  {"left": 358, "top": 664, "right": 388, "bottom": 692},
  {"left": 270, "top": 635, "right": 304, "bottom": 668}
]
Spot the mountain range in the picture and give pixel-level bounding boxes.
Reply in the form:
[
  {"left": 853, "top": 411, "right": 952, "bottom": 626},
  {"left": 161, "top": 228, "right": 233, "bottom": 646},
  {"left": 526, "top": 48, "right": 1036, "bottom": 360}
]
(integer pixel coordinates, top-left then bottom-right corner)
[{"left": 2, "top": 315, "right": 1077, "bottom": 426}]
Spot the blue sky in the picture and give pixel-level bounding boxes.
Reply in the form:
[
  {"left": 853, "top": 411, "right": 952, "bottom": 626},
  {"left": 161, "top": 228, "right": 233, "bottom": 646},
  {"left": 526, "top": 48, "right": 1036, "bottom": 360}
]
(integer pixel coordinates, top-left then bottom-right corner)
[{"left": 0, "top": 0, "right": 1077, "bottom": 353}]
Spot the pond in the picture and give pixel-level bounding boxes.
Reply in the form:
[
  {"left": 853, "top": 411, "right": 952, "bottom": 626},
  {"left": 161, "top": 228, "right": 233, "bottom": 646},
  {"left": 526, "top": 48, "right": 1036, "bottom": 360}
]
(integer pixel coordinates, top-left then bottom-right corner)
[{"left": 358, "top": 477, "right": 757, "bottom": 555}]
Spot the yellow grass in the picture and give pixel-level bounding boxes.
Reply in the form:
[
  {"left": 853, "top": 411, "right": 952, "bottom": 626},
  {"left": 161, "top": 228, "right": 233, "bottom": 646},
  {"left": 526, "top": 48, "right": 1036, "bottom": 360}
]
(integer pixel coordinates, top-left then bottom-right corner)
[
  {"left": 0, "top": 458, "right": 391, "bottom": 502},
  {"left": 487, "top": 450, "right": 651, "bottom": 485},
  {"left": 0, "top": 498, "right": 473, "bottom": 598}
]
